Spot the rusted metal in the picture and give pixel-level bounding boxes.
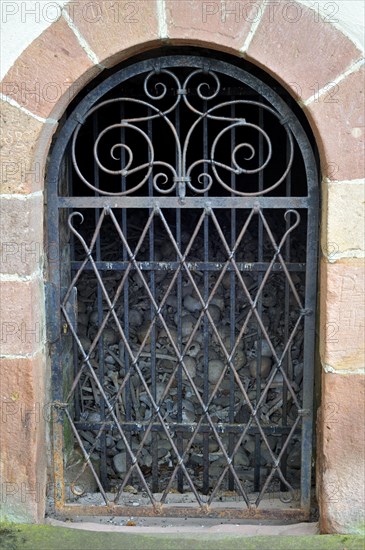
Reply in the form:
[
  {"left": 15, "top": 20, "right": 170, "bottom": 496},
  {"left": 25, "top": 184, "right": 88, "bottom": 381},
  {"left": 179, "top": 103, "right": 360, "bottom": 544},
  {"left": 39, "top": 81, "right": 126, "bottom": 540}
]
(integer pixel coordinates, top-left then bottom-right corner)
[
  {"left": 47, "top": 55, "right": 318, "bottom": 519},
  {"left": 52, "top": 406, "right": 65, "bottom": 511},
  {"left": 56, "top": 504, "right": 309, "bottom": 521}
]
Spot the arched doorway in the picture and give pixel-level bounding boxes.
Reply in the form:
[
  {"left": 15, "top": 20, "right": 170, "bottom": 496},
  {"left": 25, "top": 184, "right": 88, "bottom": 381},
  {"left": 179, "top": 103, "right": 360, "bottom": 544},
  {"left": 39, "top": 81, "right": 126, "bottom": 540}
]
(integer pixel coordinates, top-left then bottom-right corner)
[{"left": 47, "top": 52, "right": 319, "bottom": 519}]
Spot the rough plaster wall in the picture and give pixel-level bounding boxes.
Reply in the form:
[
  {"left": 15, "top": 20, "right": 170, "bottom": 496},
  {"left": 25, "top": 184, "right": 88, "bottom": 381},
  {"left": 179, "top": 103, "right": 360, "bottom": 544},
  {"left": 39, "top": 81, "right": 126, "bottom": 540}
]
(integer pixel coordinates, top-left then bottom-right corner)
[{"left": 0, "top": 0, "right": 364, "bottom": 81}]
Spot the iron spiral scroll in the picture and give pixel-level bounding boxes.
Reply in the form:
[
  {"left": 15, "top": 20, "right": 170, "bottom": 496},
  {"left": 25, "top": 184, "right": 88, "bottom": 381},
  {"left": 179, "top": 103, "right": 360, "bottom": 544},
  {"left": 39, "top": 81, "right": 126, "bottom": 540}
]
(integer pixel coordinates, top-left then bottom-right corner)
[{"left": 71, "top": 68, "right": 295, "bottom": 198}]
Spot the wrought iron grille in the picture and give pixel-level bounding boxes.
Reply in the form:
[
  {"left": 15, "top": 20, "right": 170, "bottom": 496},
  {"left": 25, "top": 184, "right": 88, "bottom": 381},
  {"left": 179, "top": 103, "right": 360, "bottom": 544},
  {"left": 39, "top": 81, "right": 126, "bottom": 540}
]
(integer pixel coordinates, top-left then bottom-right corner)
[{"left": 47, "top": 55, "right": 318, "bottom": 519}]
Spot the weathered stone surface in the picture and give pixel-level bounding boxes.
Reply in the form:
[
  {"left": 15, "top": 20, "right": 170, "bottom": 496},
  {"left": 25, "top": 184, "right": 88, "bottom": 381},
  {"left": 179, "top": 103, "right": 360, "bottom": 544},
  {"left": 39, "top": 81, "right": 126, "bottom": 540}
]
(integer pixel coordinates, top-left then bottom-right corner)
[
  {"left": 0, "top": 353, "right": 47, "bottom": 523},
  {"left": 0, "top": 100, "right": 56, "bottom": 194},
  {"left": 166, "top": 0, "right": 254, "bottom": 51},
  {"left": 319, "top": 259, "right": 365, "bottom": 371},
  {"left": 0, "top": 279, "right": 44, "bottom": 356},
  {"left": 317, "top": 372, "right": 365, "bottom": 534},
  {"left": 0, "top": 18, "right": 99, "bottom": 119},
  {"left": 322, "top": 182, "right": 365, "bottom": 260},
  {"left": 113, "top": 452, "right": 126, "bottom": 474},
  {"left": 246, "top": 1, "right": 362, "bottom": 102},
  {"left": 65, "top": 0, "right": 160, "bottom": 67},
  {"left": 305, "top": 67, "right": 365, "bottom": 182},
  {"left": 0, "top": 195, "right": 44, "bottom": 276}
]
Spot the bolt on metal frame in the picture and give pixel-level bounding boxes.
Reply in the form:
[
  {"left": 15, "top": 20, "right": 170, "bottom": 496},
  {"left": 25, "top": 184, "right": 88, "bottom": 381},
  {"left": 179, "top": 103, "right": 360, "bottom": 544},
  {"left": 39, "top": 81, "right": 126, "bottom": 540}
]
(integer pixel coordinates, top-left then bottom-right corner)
[{"left": 47, "top": 55, "right": 319, "bottom": 519}]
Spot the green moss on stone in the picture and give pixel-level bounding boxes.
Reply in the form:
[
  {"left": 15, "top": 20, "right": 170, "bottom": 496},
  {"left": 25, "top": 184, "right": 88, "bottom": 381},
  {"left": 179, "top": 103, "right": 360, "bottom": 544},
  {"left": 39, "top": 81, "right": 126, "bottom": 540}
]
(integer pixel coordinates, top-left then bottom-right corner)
[{"left": 0, "top": 523, "right": 365, "bottom": 550}]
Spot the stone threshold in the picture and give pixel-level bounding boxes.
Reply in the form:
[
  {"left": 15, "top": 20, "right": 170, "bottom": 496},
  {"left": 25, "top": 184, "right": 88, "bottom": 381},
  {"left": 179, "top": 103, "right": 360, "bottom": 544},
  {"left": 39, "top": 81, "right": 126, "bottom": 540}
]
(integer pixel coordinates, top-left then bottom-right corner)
[
  {"left": 1, "top": 523, "right": 364, "bottom": 550},
  {"left": 47, "top": 517, "right": 319, "bottom": 536}
]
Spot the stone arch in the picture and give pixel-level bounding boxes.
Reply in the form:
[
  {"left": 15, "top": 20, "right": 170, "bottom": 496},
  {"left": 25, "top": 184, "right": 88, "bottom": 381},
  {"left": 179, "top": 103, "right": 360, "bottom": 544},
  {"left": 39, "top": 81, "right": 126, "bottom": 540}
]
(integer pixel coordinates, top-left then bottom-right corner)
[{"left": 0, "top": 0, "right": 363, "bottom": 533}]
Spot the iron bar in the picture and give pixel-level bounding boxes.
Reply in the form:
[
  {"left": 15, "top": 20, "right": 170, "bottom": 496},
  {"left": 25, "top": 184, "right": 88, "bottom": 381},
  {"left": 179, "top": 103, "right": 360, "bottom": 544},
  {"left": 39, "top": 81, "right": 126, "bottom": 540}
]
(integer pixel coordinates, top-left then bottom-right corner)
[
  {"left": 93, "top": 113, "right": 108, "bottom": 490},
  {"left": 58, "top": 197, "right": 310, "bottom": 208},
  {"left": 254, "top": 105, "right": 264, "bottom": 493},
  {"left": 73, "top": 421, "right": 299, "bottom": 434},
  {"left": 228, "top": 100, "right": 236, "bottom": 492},
  {"left": 202, "top": 98, "right": 210, "bottom": 495},
  {"left": 70, "top": 260, "right": 306, "bottom": 272},
  {"left": 175, "top": 101, "right": 184, "bottom": 494}
]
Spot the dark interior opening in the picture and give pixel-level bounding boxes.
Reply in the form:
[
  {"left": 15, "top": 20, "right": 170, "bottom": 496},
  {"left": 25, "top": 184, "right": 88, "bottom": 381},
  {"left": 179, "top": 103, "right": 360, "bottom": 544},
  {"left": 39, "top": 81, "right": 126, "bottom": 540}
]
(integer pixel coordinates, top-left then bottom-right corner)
[{"left": 49, "top": 50, "right": 318, "bottom": 515}]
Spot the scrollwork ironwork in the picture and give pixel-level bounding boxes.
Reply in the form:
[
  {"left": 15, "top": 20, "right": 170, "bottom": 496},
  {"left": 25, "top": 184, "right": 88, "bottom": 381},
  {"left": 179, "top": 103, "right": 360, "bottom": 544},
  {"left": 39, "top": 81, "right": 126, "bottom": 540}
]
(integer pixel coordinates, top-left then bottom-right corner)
[{"left": 71, "top": 68, "right": 294, "bottom": 197}]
